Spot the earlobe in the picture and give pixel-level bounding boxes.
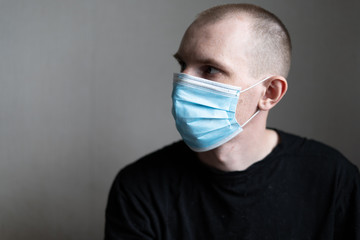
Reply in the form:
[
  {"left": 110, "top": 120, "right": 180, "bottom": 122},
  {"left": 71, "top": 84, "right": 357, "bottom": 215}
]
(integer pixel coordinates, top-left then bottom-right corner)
[{"left": 258, "top": 76, "right": 288, "bottom": 111}]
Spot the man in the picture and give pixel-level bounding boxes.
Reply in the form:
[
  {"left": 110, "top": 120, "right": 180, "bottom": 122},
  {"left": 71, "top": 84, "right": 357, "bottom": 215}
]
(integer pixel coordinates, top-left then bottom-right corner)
[{"left": 105, "top": 4, "right": 360, "bottom": 239}]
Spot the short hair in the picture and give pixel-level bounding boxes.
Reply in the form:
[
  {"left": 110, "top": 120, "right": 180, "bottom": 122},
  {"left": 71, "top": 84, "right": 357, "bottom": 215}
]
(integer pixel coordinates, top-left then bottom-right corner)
[{"left": 193, "top": 4, "right": 292, "bottom": 78}]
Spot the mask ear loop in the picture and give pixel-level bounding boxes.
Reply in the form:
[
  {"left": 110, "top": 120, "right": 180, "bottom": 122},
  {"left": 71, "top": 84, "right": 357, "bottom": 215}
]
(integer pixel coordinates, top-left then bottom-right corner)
[
  {"left": 239, "top": 76, "right": 272, "bottom": 127},
  {"left": 239, "top": 76, "right": 272, "bottom": 93},
  {"left": 240, "top": 110, "right": 260, "bottom": 127}
]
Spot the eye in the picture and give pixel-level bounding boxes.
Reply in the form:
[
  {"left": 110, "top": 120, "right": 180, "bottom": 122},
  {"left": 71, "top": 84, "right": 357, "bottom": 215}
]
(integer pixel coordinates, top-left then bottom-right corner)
[{"left": 204, "top": 66, "right": 220, "bottom": 75}]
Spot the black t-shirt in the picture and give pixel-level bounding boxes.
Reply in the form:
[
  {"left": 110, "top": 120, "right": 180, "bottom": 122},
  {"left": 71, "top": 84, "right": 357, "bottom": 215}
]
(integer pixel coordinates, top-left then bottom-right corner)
[{"left": 105, "top": 130, "right": 360, "bottom": 239}]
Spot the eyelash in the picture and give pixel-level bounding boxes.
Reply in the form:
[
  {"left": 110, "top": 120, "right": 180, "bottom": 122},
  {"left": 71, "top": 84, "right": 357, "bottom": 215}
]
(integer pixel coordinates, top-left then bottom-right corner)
[
  {"left": 203, "top": 66, "right": 220, "bottom": 75},
  {"left": 176, "top": 60, "right": 220, "bottom": 77}
]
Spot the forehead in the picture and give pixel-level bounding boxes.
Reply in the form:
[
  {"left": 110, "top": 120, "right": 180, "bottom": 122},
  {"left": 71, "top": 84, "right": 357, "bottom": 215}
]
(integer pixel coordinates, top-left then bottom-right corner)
[{"left": 177, "top": 16, "right": 253, "bottom": 75}]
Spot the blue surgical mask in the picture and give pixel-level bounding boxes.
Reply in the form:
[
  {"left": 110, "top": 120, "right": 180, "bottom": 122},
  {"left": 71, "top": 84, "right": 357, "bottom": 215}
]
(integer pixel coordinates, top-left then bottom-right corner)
[{"left": 171, "top": 73, "right": 270, "bottom": 152}]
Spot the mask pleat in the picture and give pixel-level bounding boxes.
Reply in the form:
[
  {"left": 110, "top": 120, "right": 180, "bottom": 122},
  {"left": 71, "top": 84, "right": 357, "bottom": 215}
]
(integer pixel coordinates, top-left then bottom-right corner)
[{"left": 172, "top": 73, "right": 255, "bottom": 152}]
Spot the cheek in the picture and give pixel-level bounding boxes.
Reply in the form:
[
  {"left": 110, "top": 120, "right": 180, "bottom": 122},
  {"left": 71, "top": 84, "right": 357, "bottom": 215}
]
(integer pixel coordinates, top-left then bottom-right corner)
[
  {"left": 235, "top": 93, "right": 260, "bottom": 124},
  {"left": 234, "top": 97, "right": 247, "bottom": 124}
]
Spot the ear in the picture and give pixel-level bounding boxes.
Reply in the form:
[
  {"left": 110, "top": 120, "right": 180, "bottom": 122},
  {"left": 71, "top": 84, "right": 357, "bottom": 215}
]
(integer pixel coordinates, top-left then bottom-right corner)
[{"left": 258, "top": 76, "right": 288, "bottom": 111}]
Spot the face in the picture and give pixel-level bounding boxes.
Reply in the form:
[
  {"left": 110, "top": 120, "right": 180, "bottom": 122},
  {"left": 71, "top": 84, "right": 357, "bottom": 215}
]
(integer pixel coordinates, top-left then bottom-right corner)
[{"left": 174, "top": 16, "right": 266, "bottom": 125}]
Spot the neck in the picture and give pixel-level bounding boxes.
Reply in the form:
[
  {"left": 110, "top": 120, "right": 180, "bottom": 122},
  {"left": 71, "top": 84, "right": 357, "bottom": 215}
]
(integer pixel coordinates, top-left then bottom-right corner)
[{"left": 196, "top": 121, "right": 279, "bottom": 172}]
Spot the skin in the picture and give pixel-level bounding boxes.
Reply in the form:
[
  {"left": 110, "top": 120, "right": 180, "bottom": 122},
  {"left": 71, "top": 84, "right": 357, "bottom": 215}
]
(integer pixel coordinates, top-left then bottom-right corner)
[{"left": 174, "top": 15, "right": 288, "bottom": 171}]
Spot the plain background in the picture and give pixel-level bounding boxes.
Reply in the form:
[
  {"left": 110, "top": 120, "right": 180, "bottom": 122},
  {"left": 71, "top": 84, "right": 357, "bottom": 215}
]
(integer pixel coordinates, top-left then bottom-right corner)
[{"left": 0, "top": 0, "right": 359, "bottom": 239}]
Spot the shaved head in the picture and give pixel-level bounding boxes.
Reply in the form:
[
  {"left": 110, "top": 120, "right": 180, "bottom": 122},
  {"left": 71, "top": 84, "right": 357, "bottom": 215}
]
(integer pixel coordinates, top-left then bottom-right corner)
[{"left": 189, "top": 4, "right": 291, "bottom": 78}]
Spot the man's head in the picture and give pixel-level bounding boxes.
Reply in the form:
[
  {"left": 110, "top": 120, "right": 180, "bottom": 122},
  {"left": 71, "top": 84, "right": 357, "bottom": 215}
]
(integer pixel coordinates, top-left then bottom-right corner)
[
  {"left": 190, "top": 4, "right": 292, "bottom": 79},
  {"left": 174, "top": 3, "right": 290, "bottom": 125}
]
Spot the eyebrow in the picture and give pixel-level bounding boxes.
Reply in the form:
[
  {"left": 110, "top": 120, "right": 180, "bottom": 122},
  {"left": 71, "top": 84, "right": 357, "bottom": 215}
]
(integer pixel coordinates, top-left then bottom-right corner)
[{"left": 173, "top": 52, "right": 230, "bottom": 73}]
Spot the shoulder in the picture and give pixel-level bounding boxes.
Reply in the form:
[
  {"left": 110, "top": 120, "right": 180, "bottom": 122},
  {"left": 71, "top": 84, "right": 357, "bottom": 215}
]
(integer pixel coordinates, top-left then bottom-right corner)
[
  {"left": 112, "top": 140, "right": 194, "bottom": 194},
  {"left": 105, "top": 141, "right": 194, "bottom": 238},
  {"left": 121, "top": 140, "right": 191, "bottom": 175},
  {"left": 275, "top": 129, "right": 358, "bottom": 177}
]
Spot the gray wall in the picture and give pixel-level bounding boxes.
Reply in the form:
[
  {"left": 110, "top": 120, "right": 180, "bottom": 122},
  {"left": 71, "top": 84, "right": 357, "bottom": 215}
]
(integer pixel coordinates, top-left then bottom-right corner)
[{"left": 0, "top": 0, "right": 359, "bottom": 239}]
